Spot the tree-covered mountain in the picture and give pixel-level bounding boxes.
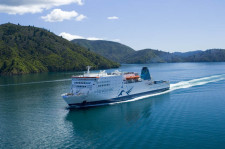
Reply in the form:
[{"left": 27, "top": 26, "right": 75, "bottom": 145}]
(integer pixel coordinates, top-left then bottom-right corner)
[
  {"left": 124, "top": 49, "right": 225, "bottom": 63},
  {"left": 0, "top": 23, "right": 119, "bottom": 75},
  {"left": 173, "top": 50, "right": 202, "bottom": 58},
  {"left": 123, "top": 49, "right": 182, "bottom": 63},
  {"left": 175, "top": 49, "right": 225, "bottom": 62},
  {"left": 71, "top": 39, "right": 135, "bottom": 63},
  {"left": 71, "top": 39, "right": 225, "bottom": 63}
]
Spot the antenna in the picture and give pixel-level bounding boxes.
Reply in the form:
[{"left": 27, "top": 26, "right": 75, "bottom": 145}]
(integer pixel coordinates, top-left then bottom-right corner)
[{"left": 87, "top": 66, "right": 92, "bottom": 74}]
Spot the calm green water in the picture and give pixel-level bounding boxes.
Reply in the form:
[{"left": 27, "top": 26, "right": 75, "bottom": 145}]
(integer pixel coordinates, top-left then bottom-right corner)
[{"left": 1, "top": 63, "right": 225, "bottom": 149}]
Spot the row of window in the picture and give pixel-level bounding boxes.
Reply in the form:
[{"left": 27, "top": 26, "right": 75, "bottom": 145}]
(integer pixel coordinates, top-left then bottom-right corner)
[
  {"left": 74, "top": 82, "right": 91, "bottom": 84},
  {"left": 76, "top": 85, "right": 87, "bottom": 88},
  {"left": 74, "top": 78, "right": 97, "bottom": 81},
  {"left": 98, "top": 80, "right": 110, "bottom": 84},
  {"left": 98, "top": 84, "right": 110, "bottom": 87}
]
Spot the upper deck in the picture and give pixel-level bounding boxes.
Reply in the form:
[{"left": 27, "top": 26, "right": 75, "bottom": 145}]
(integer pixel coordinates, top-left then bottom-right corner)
[
  {"left": 72, "top": 70, "right": 122, "bottom": 79},
  {"left": 71, "top": 66, "right": 149, "bottom": 85}
]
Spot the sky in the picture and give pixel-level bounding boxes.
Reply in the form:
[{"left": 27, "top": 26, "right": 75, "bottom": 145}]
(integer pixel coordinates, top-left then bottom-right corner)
[{"left": 0, "top": 0, "right": 225, "bottom": 52}]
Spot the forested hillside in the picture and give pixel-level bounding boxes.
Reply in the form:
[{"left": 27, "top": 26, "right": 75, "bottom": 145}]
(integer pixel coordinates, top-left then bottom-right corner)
[
  {"left": 0, "top": 23, "right": 119, "bottom": 75},
  {"left": 123, "top": 49, "right": 182, "bottom": 63},
  {"left": 72, "top": 39, "right": 135, "bottom": 63}
]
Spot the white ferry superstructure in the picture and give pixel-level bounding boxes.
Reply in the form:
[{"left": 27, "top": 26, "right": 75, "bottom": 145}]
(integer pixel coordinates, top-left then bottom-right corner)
[{"left": 62, "top": 66, "right": 170, "bottom": 107}]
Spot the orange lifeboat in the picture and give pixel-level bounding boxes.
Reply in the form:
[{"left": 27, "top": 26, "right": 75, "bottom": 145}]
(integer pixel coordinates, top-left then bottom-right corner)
[{"left": 125, "top": 75, "right": 140, "bottom": 80}]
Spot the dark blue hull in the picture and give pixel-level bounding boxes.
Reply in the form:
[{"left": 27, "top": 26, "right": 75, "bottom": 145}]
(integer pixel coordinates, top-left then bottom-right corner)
[{"left": 68, "top": 87, "right": 170, "bottom": 108}]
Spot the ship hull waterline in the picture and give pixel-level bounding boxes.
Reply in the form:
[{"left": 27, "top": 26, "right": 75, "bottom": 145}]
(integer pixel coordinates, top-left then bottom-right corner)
[{"left": 62, "top": 87, "right": 170, "bottom": 108}]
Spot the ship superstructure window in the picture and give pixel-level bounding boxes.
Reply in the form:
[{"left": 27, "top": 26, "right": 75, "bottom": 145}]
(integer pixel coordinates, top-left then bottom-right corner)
[
  {"left": 97, "top": 80, "right": 110, "bottom": 87},
  {"left": 74, "top": 82, "right": 91, "bottom": 84},
  {"left": 98, "top": 80, "right": 110, "bottom": 84},
  {"left": 76, "top": 85, "right": 87, "bottom": 88},
  {"left": 98, "top": 84, "right": 110, "bottom": 87}
]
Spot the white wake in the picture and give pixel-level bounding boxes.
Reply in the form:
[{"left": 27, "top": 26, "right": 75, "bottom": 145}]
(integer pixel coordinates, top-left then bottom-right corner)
[
  {"left": 0, "top": 79, "right": 71, "bottom": 87},
  {"left": 109, "top": 74, "right": 225, "bottom": 105}
]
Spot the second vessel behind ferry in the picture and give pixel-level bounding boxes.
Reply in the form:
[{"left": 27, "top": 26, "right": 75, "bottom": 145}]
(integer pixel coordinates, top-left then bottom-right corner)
[{"left": 62, "top": 66, "right": 170, "bottom": 107}]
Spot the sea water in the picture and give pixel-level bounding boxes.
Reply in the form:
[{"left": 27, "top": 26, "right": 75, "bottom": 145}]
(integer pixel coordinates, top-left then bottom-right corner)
[{"left": 0, "top": 63, "right": 225, "bottom": 149}]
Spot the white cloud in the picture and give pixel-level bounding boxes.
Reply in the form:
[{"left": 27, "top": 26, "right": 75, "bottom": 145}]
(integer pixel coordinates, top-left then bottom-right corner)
[
  {"left": 107, "top": 16, "right": 119, "bottom": 20},
  {"left": 112, "top": 39, "right": 121, "bottom": 42},
  {"left": 0, "top": 0, "right": 83, "bottom": 14},
  {"left": 0, "top": 5, "right": 43, "bottom": 14},
  {"left": 75, "top": 14, "right": 87, "bottom": 21},
  {"left": 87, "top": 37, "right": 103, "bottom": 40},
  {"left": 59, "top": 32, "right": 84, "bottom": 40},
  {"left": 59, "top": 32, "right": 103, "bottom": 41},
  {"left": 41, "top": 9, "right": 78, "bottom": 22}
]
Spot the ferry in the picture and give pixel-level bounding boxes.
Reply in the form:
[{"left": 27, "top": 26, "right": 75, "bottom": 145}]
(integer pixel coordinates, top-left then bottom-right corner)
[{"left": 62, "top": 66, "right": 170, "bottom": 107}]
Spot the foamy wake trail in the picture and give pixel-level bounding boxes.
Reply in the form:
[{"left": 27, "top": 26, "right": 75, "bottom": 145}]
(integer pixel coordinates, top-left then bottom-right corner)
[
  {"left": 109, "top": 74, "right": 225, "bottom": 105},
  {"left": 0, "top": 79, "right": 71, "bottom": 87}
]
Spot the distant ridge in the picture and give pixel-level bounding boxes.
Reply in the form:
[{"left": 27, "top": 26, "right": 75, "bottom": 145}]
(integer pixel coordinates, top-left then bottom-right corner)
[
  {"left": 123, "top": 49, "right": 182, "bottom": 63},
  {"left": 124, "top": 49, "right": 225, "bottom": 63},
  {"left": 71, "top": 39, "right": 135, "bottom": 63},
  {"left": 72, "top": 39, "right": 225, "bottom": 63},
  {"left": 0, "top": 23, "right": 119, "bottom": 75}
]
